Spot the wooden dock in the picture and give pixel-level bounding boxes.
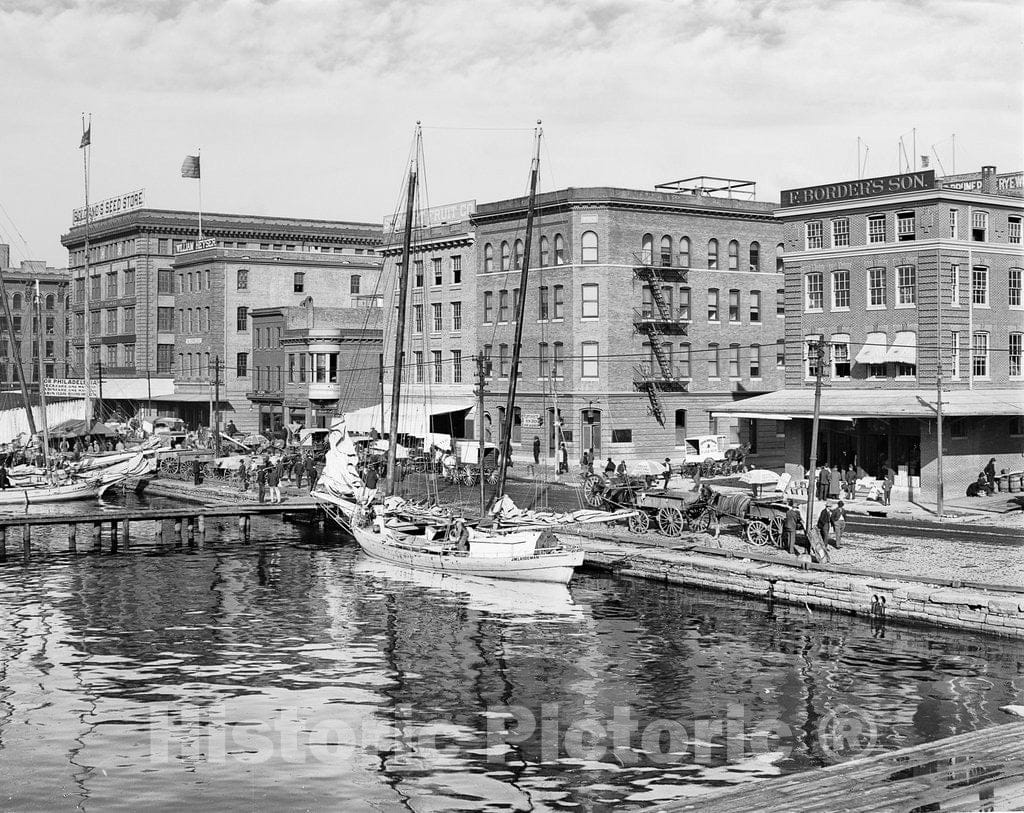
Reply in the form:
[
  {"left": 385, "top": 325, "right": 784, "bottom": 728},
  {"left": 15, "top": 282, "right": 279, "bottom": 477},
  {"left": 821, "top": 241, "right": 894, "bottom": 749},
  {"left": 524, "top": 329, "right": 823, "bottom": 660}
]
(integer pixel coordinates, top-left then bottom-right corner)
[
  {"left": 651, "top": 721, "right": 1024, "bottom": 812},
  {"left": 0, "top": 501, "right": 321, "bottom": 558}
]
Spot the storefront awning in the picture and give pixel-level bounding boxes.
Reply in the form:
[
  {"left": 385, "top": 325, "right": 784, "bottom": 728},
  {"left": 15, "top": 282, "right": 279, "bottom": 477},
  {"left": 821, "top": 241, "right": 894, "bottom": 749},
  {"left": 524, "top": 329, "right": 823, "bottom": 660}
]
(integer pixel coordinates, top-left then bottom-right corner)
[
  {"left": 884, "top": 331, "right": 917, "bottom": 364},
  {"left": 854, "top": 334, "right": 888, "bottom": 365},
  {"left": 344, "top": 400, "right": 473, "bottom": 437}
]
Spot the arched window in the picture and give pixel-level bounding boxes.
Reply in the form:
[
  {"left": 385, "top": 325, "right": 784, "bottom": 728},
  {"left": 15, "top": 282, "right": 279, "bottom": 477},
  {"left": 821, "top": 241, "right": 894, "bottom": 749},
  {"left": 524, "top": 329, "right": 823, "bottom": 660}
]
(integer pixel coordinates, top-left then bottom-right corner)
[
  {"left": 178, "top": 353, "right": 184, "bottom": 376},
  {"left": 11, "top": 293, "right": 21, "bottom": 310},
  {"left": 679, "top": 236, "right": 691, "bottom": 267},
  {"left": 44, "top": 294, "right": 55, "bottom": 310},
  {"left": 660, "top": 235, "right": 673, "bottom": 266},
  {"left": 728, "top": 240, "right": 739, "bottom": 270},
  {"left": 749, "top": 241, "right": 761, "bottom": 272},
  {"left": 501, "top": 241, "right": 511, "bottom": 271},
  {"left": 484, "top": 243, "right": 494, "bottom": 272},
  {"left": 641, "top": 233, "right": 654, "bottom": 264},
  {"left": 514, "top": 239, "right": 524, "bottom": 270},
  {"left": 581, "top": 231, "right": 598, "bottom": 263},
  {"left": 554, "top": 234, "right": 566, "bottom": 265},
  {"left": 776, "top": 242, "right": 785, "bottom": 272},
  {"left": 707, "top": 239, "right": 719, "bottom": 270},
  {"left": 539, "top": 236, "right": 550, "bottom": 266}
]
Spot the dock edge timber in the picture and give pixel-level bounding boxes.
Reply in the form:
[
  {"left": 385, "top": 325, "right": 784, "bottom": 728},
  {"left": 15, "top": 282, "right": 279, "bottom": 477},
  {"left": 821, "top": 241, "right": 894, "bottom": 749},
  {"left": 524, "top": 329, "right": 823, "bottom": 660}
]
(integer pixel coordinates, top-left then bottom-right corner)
[{"left": 571, "top": 536, "right": 1024, "bottom": 640}]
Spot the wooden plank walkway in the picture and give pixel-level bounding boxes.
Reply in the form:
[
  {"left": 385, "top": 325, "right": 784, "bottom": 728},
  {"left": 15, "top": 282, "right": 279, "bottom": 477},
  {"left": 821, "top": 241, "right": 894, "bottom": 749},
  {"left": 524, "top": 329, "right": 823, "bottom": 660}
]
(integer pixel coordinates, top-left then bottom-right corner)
[
  {"left": 651, "top": 720, "right": 1019, "bottom": 806},
  {"left": 0, "top": 501, "right": 319, "bottom": 528},
  {"left": 650, "top": 721, "right": 1024, "bottom": 812}
]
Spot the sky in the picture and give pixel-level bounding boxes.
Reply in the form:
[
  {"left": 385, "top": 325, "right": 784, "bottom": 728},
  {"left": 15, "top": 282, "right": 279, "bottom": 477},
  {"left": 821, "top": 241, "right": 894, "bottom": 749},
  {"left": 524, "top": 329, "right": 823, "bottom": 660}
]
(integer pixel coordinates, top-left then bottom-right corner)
[{"left": 0, "top": 0, "right": 1021, "bottom": 265}]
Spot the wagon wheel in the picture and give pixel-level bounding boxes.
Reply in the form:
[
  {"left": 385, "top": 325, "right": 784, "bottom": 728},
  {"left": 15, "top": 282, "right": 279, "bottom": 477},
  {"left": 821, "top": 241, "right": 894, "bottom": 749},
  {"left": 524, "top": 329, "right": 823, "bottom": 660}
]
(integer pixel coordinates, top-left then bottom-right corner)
[
  {"left": 486, "top": 468, "right": 499, "bottom": 485},
  {"left": 746, "top": 519, "right": 772, "bottom": 546},
  {"left": 160, "top": 457, "right": 179, "bottom": 475},
  {"left": 657, "top": 506, "right": 685, "bottom": 536},
  {"left": 768, "top": 515, "right": 785, "bottom": 546},
  {"left": 627, "top": 510, "right": 651, "bottom": 534},
  {"left": 689, "top": 507, "right": 713, "bottom": 533},
  {"left": 582, "top": 475, "right": 605, "bottom": 507}
]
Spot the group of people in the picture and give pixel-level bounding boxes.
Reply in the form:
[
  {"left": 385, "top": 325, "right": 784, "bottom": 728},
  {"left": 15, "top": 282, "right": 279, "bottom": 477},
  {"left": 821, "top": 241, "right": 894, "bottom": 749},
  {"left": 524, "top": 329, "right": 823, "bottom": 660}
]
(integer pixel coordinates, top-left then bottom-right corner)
[
  {"left": 238, "top": 452, "right": 320, "bottom": 504},
  {"left": 967, "top": 457, "right": 1006, "bottom": 498},
  {"left": 814, "top": 462, "right": 896, "bottom": 506},
  {"left": 782, "top": 500, "right": 847, "bottom": 560}
]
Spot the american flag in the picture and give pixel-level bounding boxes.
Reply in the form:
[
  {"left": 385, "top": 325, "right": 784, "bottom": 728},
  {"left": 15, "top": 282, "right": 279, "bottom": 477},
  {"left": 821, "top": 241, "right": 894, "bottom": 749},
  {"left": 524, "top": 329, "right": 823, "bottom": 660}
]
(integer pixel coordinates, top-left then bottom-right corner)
[{"left": 181, "top": 155, "right": 201, "bottom": 179}]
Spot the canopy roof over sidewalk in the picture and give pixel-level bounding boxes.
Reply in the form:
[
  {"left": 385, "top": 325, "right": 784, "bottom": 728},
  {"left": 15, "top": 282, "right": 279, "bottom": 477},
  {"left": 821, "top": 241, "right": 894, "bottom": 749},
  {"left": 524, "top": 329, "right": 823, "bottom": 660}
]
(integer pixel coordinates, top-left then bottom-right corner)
[{"left": 711, "top": 389, "right": 1024, "bottom": 421}]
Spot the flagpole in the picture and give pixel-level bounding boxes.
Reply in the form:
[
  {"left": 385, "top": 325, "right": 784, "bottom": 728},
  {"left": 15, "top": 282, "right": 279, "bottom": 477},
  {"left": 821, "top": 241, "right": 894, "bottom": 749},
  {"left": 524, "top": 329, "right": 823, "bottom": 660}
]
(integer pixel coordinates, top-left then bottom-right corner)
[
  {"left": 197, "top": 147, "right": 203, "bottom": 241},
  {"left": 82, "top": 113, "right": 93, "bottom": 426}
]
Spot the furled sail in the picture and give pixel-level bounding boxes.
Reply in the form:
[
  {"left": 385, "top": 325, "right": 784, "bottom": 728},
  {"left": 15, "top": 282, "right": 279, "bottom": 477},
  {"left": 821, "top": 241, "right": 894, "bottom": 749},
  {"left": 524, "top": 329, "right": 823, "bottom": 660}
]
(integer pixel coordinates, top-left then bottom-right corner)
[{"left": 313, "top": 416, "right": 365, "bottom": 500}]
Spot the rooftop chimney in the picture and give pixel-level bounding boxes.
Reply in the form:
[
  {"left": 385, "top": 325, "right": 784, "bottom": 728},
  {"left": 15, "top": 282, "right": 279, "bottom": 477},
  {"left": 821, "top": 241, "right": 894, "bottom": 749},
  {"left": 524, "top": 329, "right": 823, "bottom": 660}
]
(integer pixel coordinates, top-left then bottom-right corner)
[{"left": 981, "top": 165, "right": 997, "bottom": 194}]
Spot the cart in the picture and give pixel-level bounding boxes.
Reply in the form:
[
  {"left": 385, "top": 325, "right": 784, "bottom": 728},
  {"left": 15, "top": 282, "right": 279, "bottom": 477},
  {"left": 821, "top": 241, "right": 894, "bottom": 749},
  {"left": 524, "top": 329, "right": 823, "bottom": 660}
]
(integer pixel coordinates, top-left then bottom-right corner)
[
  {"left": 582, "top": 473, "right": 713, "bottom": 536},
  {"left": 703, "top": 490, "right": 790, "bottom": 547}
]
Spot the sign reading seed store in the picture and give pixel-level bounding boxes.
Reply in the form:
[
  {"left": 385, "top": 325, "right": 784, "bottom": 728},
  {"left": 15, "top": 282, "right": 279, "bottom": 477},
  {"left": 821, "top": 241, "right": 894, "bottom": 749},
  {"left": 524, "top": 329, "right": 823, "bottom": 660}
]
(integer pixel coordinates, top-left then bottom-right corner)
[
  {"left": 780, "top": 170, "right": 935, "bottom": 208},
  {"left": 71, "top": 189, "right": 146, "bottom": 226}
]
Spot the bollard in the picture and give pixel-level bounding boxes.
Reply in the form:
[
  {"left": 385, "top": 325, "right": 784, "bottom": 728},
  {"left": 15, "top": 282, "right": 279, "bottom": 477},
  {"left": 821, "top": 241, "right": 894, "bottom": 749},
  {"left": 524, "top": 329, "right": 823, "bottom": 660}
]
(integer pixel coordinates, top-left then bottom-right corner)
[
  {"left": 22, "top": 525, "right": 31, "bottom": 556},
  {"left": 69, "top": 523, "right": 77, "bottom": 551}
]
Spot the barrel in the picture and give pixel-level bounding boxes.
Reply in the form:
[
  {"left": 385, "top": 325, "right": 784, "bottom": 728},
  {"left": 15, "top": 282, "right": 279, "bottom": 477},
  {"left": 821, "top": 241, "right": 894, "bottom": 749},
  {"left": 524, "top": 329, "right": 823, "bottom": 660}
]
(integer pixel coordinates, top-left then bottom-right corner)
[{"left": 1009, "top": 474, "right": 1022, "bottom": 493}]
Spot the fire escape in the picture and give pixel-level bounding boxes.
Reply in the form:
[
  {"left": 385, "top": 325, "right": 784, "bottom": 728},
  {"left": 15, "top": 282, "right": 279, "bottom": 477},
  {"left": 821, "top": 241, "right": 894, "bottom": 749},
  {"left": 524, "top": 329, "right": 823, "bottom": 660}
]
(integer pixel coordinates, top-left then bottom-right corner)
[{"left": 632, "top": 253, "right": 689, "bottom": 426}]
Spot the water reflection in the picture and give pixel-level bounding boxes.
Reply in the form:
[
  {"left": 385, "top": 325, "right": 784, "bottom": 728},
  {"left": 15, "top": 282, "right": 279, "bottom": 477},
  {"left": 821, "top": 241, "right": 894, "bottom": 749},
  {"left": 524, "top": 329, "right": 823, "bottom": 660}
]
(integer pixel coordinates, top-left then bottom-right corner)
[{"left": 0, "top": 516, "right": 1020, "bottom": 811}]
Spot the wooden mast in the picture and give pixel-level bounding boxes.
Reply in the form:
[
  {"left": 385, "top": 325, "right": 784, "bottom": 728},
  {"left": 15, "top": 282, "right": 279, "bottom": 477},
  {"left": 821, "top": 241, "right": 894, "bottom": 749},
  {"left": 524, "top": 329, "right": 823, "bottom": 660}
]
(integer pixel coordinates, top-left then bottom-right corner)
[
  {"left": 496, "top": 122, "right": 542, "bottom": 498},
  {"left": 385, "top": 124, "right": 420, "bottom": 497}
]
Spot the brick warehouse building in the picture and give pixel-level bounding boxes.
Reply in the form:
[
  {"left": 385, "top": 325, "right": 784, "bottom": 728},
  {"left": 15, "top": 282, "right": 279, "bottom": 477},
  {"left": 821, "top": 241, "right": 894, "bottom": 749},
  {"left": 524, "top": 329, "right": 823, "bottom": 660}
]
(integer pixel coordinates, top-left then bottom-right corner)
[
  {"left": 469, "top": 182, "right": 785, "bottom": 464},
  {"left": 60, "top": 204, "right": 381, "bottom": 429},
  {"left": 713, "top": 166, "right": 1024, "bottom": 504}
]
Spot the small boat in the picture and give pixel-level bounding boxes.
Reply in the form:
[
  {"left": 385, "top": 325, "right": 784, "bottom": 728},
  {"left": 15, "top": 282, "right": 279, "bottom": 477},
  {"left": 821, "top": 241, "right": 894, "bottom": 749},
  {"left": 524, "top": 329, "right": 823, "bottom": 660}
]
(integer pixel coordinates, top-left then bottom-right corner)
[{"left": 0, "top": 477, "right": 110, "bottom": 506}]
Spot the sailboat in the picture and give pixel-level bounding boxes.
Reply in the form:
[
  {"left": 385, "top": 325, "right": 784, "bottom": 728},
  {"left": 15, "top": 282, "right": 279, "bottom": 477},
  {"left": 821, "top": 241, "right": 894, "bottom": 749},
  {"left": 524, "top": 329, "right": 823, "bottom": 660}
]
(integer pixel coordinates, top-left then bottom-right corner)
[{"left": 314, "top": 124, "right": 633, "bottom": 583}]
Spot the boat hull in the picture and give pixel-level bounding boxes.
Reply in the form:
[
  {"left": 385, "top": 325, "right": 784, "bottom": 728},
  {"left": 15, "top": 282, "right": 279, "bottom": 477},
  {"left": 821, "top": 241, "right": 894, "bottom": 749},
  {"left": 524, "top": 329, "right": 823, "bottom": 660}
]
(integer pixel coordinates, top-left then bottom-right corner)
[
  {"left": 0, "top": 480, "right": 103, "bottom": 506},
  {"left": 350, "top": 524, "right": 583, "bottom": 584}
]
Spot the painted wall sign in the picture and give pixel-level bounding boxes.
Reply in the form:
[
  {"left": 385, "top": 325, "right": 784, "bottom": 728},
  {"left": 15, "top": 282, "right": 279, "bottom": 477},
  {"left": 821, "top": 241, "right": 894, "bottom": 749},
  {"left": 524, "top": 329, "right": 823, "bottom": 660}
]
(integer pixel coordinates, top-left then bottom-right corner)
[
  {"left": 43, "top": 378, "right": 98, "bottom": 397},
  {"left": 71, "top": 189, "right": 146, "bottom": 226},
  {"left": 384, "top": 200, "right": 476, "bottom": 232},
  {"left": 780, "top": 171, "right": 935, "bottom": 208},
  {"left": 175, "top": 238, "right": 217, "bottom": 253},
  {"left": 940, "top": 172, "right": 1023, "bottom": 192}
]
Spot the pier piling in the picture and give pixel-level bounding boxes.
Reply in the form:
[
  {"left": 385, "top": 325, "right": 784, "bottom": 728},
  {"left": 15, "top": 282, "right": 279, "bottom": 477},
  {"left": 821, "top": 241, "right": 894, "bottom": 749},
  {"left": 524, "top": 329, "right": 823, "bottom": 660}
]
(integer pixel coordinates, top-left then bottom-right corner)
[
  {"left": 0, "top": 526, "right": 5, "bottom": 559},
  {"left": 22, "top": 525, "right": 30, "bottom": 556},
  {"left": 155, "top": 520, "right": 164, "bottom": 545},
  {"left": 110, "top": 521, "right": 119, "bottom": 553},
  {"left": 92, "top": 522, "right": 102, "bottom": 551},
  {"left": 68, "top": 524, "right": 77, "bottom": 551}
]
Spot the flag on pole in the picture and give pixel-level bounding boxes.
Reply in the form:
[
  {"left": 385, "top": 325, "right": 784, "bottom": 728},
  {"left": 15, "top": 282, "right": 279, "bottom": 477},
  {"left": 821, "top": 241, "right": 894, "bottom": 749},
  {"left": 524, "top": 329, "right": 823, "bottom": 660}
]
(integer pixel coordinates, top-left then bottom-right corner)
[
  {"left": 181, "top": 155, "right": 201, "bottom": 179},
  {"left": 80, "top": 125, "right": 91, "bottom": 149},
  {"left": 920, "top": 155, "right": 930, "bottom": 168}
]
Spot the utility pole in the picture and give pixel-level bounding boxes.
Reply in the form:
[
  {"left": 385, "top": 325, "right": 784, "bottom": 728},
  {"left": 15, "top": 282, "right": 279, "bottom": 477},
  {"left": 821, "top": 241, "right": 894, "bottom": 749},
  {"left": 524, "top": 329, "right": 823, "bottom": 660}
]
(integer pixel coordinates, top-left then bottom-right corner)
[
  {"left": 214, "top": 354, "right": 222, "bottom": 457},
  {"left": 805, "top": 338, "right": 828, "bottom": 537},
  {"left": 935, "top": 247, "right": 945, "bottom": 517},
  {"left": 474, "top": 354, "right": 488, "bottom": 515},
  {"left": 96, "top": 356, "right": 104, "bottom": 423}
]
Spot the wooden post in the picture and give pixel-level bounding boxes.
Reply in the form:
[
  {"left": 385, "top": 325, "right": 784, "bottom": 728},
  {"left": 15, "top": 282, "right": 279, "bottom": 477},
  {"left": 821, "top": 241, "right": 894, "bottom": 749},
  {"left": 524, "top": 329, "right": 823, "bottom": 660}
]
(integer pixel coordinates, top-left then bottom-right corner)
[
  {"left": 155, "top": 520, "right": 164, "bottom": 545},
  {"left": 22, "top": 525, "right": 30, "bottom": 556},
  {"left": 187, "top": 517, "right": 195, "bottom": 543},
  {"left": 238, "top": 515, "right": 246, "bottom": 541},
  {"left": 0, "top": 526, "right": 6, "bottom": 559},
  {"left": 122, "top": 520, "right": 130, "bottom": 550},
  {"left": 93, "top": 522, "right": 102, "bottom": 551},
  {"left": 69, "top": 523, "right": 77, "bottom": 551},
  {"left": 197, "top": 515, "right": 206, "bottom": 544},
  {"left": 110, "top": 521, "right": 119, "bottom": 553},
  {"left": 174, "top": 518, "right": 183, "bottom": 542}
]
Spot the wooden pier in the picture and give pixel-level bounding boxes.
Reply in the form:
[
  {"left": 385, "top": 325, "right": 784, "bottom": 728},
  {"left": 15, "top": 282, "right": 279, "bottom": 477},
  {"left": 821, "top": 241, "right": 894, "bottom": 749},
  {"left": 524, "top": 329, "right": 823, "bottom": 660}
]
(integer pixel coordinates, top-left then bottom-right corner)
[
  {"left": 0, "top": 502, "right": 322, "bottom": 558},
  {"left": 651, "top": 721, "right": 1024, "bottom": 812}
]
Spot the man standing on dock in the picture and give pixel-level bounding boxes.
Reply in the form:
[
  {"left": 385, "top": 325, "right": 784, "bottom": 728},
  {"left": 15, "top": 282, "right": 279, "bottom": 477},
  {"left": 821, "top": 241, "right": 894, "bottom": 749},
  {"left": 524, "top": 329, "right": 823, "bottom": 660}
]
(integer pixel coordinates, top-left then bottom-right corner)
[{"left": 257, "top": 463, "right": 267, "bottom": 503}]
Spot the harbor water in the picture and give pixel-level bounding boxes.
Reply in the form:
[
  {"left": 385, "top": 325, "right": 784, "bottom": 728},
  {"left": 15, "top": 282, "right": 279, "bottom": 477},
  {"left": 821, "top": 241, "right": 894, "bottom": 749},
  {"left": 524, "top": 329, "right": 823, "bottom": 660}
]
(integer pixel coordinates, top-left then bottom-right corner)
[{"left": 0, "top": 497, "right": 1021, "bottom": 811}]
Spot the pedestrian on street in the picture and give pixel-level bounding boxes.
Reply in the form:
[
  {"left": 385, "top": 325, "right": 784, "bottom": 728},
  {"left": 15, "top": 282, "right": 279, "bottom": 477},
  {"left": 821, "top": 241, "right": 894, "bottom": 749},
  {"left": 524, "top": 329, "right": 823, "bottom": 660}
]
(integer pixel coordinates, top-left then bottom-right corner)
[
  {"left": 239, "top": 458, "right": 250, "bottom": 492},
  {"left": 828, "top": 465, "right": 842, "bottom": 499},
  {"left": 192, "top": 456, "right": 203, "bottom": 486},
  {"left": 558, "top": 443, "right": 568, "bottom": 475},
  {"left": 662, "top": 458, "right": 672, "bottom": 490},
  {"left": 256, "top": 465, "right": 267, "bottom": 503},
  {"left": 294, "top": 454, "right": 304, "bottom": 490},
  {"left": 784, "top": 502, "right": 802, "bottom": 555},
  {"left": 305, "top": 455, "right": 318, "bottom": 493},
  {"left": 882, "top": 465, "right": 895, "bottom": 506},
  {"left": 532, "top": 436, "right": 541, "bottom": 466},
  {"left": 267, "top": 460, "right": 282, "bottom": 504},
  {"left": 844, "top": 465, "right": 857, "bottom": 500},
  {"left": 817, "top": 464, "right": 831, "bottom": 501},
  {"left": 817, "top": 502, "right": 832, "bottom": 548},
  {"left": 830, "top": 500, "right": 847, "bottom": 549},
  {"left": 984, "top": 458, "right": 997, "bottom": 492}
]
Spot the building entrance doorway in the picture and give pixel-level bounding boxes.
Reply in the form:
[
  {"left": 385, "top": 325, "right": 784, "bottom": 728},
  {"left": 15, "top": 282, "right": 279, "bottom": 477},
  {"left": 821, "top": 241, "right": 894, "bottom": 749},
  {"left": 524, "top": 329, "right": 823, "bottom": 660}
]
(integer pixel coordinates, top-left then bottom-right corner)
[{"left": 580, "top": 407, "right": 601, "bottom": 456}]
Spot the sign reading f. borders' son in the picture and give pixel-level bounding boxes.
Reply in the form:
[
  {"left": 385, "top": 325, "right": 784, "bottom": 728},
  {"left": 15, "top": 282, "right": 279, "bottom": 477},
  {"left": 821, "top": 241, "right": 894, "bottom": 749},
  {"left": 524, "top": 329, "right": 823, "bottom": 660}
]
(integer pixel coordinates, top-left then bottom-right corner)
[{"left": 780, "top": 170, "right": 935, "bottom": 208}]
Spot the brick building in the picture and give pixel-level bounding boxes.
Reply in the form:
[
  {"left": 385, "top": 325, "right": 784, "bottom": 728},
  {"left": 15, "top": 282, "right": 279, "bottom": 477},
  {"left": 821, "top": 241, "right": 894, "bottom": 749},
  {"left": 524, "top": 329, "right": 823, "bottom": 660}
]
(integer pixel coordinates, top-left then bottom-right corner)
[
  {"left": 247, "top": 305, "right": 384, "bottom": 434},
  {"left": 170, "top": 246, "right": 384, "bottom": 432},
  {"left": 60, "top": 206, "right": 382, "bottom": 428},
  {"left": 469, "top": 183, "right": 785, "bottom": 464},
  {"left": 713, "top": 166, "right": 1024, "bottom": 504},
  {"left": 0, "top": 243, "right": 69, "bottom": 391}
]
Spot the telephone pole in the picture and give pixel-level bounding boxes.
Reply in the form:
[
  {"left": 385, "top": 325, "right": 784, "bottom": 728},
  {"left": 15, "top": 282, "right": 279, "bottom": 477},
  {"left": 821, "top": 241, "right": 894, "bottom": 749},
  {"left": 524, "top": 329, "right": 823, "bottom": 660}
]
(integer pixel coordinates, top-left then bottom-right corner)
[
  {"left": 214, "top": 355, "right": 222, "bottom": 457},
  {"left": 474, "top": 353, "right": 489, "bottom": 515},
  {"left": 805, "top": 338, "right": 828, "bottom": 535}
]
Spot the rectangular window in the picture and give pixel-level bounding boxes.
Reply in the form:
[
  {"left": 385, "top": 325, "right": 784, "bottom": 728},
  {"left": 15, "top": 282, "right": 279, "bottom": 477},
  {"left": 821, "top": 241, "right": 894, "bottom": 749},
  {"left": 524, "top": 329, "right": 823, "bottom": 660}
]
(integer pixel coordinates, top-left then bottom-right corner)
[
  {"left": 972, "top": 211, "right": 987, "bottom": 241},
  {"left": 105, "top": 344, "right": 118, "bottom": 366},
  {"left": 106, "top": 272, "right": 118, "bottom": 298},
  {"left": 832, "top": 270, "right": 850, "bottom": 309},
  {"left": 951, "top": 331, "right": 960, "bottom": 379},
  {"left": 971, "top": 266, "right": 988, "bottom": 305},
  {"left": 432, "top": 257, "right": 443, "bottom": 286},
  {"left": 776, "top": 288, "right": 785, "bottom": 317},
  {"left": 513, "top": 288, "right": 520, "bottom": 322},
  {"left": 749, "top": 290, "right": 761, "bottom": 322},
  {"left": 236, "top": 307, "right": 248, "bottom": 331},
  {"left": 749, "top": 344, "right": 761, "bottom": 378},
  {"left": 896, "top": 211, "right": 916, "bottom": 241},
  {"left": 451, "top": 255, "right": 462, "bottom": 284},
  {"left": 538, "top": 343, "right": 549, "bottom": 378},
  {"left": 553, "top": 285, "right": 564, "bottom": 319},
  {"left": 123, "top": 344, "right": 135, "bottom": 367},
  {"left": 441, "top": 348, "right": 459, "bottom": 385},
  {"left": 776, "top": 339, "right": 785, "bottom": 368},
  {"left": 611, "top": 429, "right": 632, "bottom": 443},
  {"left": 728, "top": 289, "right": 740, "bottom": 322},
  {"left": 157, "top": 307, "right": 174, "bottom": 332},
  {"left": 581, "top": 283, "right": 599, "bottom": 318},
  {"left": 678, "top": 343, "right": 691, "bottom": 378},
  {"left": 293, "top": 272, "right": 304, "bottom": 293},
  {"left": 868, "top": 267, "right": 887, "bottom": 307},
  {"left": 728, "top": 344, "right": 740, "bottom": 377},
  {"left": 538, "top": 286, "right": 549, "bottom": 320},
  {"left": 498, "top": 344, "right": 508, "bottom": 377},
  {"left": 805, "top": 272, "right": 824, "bottom": 311},
  {"left": 806, "top": 337, "right": 822, "bottom": 379},
  {"left": 707, "top": 289, "right": 719, "bottom": 321},
  {"left": 287, "top": 354, "right": 295, "bottom": 383},
  {"left": 156, "top": 344, "right": 174, "bottom": 373},
  {"left": 831, "top": 218, "right": 850, "bottom": 247},
  {"left": 413, "top": 261, "right": 424, "bottom": 288},
  {"left": 805, "top": 221, "right": 823, "bottom": 250},
  {"left": 552, "top": 342, "right": 564, "bottom": 377},
  {"left": 413, "top": 303, "right": 423, "bottom": 334},
  {"left": 679, "top": 287, "right": 691, "bottom": 320},
  {"left": 951, "top": 264, "right": 960, "bottom": 305},
  {"left": 1010, "top": 268, "right": 1022, "bottom": 307},
  {"left": 1010, "top": 217, "right": 1022, "bottom": 244},
  {"left": 832, "top": 339, "right": 851, "bottom": 378},
  {"left": 483, "top": 291, "right": 493, "bottom": 323},
  {"left": 237, "top": 269, "right": 248, "bottom": 289},
  {"left": 498, "top": 289, "right": 509, "bottom": 322},
  {"left": 581, "top": 342, "right": 599, "bottom": 378},
  {"left": 868, "top": 214, "right": 886, "bottom": 244},
  {"left": 414, "top": 351, "right": 423, "bottom": 383},
  {"left": 897, "top": 265, "right": 916, "bottom": 306},
  {"left": 432, "top": 302, "right": 442, "bottom": 332},
  {"left": 1010, "top": 332, "right": 1022, "bottom": 377},
  {"left": 972, "top": 332, "right": 989, "bottom": 378},
  {"left": 708, "top": 343, "right": 719, "bottom": 378},
  {"left": 432, "top": 350, "right": 443, "bottom": 383},
  {"left": 451, "top": 301, "right": 462, "bottom": 331},
  {"left": 157, "top": 269, "right": 174, "bottom": 293},
  {"left": 948, "top": 209, "right": 958, "bottom": 239},
  {"left": 106, "top": 308, "right": 118, "bottom": 333}
]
